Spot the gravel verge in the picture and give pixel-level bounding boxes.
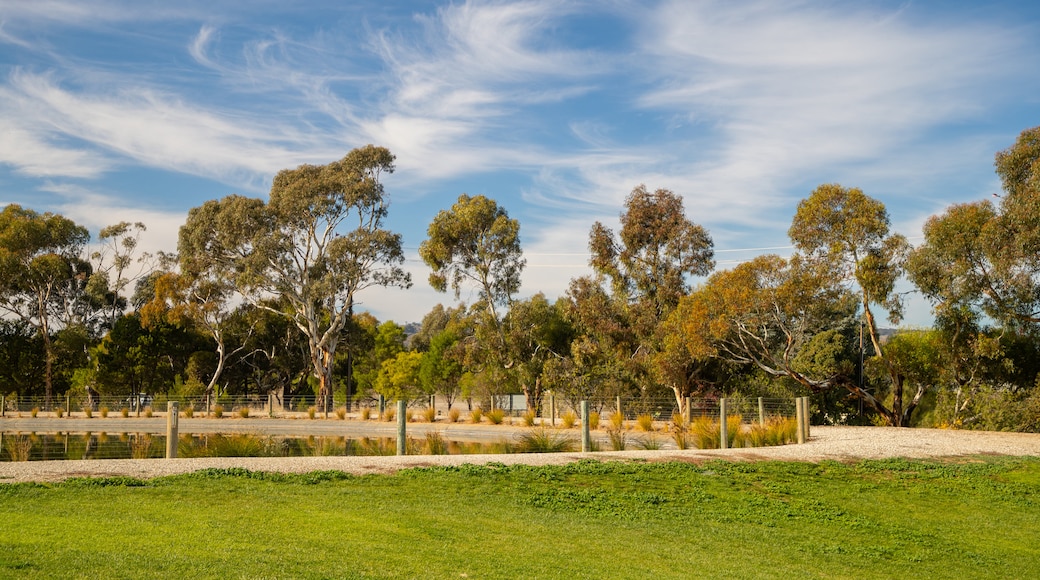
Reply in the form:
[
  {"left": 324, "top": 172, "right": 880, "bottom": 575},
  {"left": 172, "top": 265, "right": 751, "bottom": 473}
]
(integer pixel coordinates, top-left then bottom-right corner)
[{"left": 2, "top": 426, "right": 1038, "bottom": 483}]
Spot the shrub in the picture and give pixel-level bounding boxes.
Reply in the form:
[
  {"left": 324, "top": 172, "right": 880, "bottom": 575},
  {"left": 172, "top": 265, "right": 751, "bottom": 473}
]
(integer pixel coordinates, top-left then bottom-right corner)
[
  {"left": 238, "top": 407, "right": 250, "bottom": 419},
  {"left": 588, "top": 411, "right": 600, "bottom": 430},
  {"left": 690, "top": 416, "right": 720, "bottom": 449},
  {"left": 99, "top": 406, "right": 109, "bottom": 418},
  {"left": 31, "top": 407, "right": 39, "bottom": 418},
  {"left": 6, "top": 435, "right": 34, "bottom": 461},
  {"left": 405, "top": 409, "right": 415, "bottom": 423},
  {"left": 120, "top": 407, "right": 130, "bottom": 418},
  {"left": 82, "top": 407, "right": 93, "bottom": 419},
  {"left": 361, "top": 407, "right": 372, "bottom": 421},
  {"left": 448, "top": 408, "right": 461, "bottom": 423},
  {"left": 561, "top": 410, "right": 577, "bottom": 429},
  {"left": 522, "top": 410, "right": 537, "bottom": 427},
  {"left": 607, "top": 429, "right": 627, "bottom": 451},
  {"left": 609, "top": 411, "right": 625, "bottom": 430},
  {"left": 335, "top": 407, "right": 347, "bottom": 420},
  {"left": 183, "top": 406, "right": 194, "bottom": 419},
  {"left": 307, "top": 406, "right": 317, "bottom": 420},
  {"left": 515, "top": 428, "right": 575, "bottom": 453},
  {"left": 636, "top": 413, "right": 654, "bottom": 432},
  {"left": 726, "top": 414, "right": 743, "bottom": 448},
  {"left": 423, "top": 407, "right": 437, "bottom": 422},
  {"left": 636, "top": 434, "right": 662, "bottom": 450},
  {"left": 213, "top": 405, "right": 224, "bottom": 419},
  {"left": 487, "top": 408, "right": 505, "bottom": 425},
  {"left": 670, "top": 413, "right": 689, "bottom": 450},
  {"left": 383, "top": 407, "right": 396, "bottom": 422},
  {"left": 143, "top": 406, "right": 153, "bottom": 418},
  {"left": 56, "top": 407, "right": 66, "bottom": 418},
  {"left": 424, "top": 432, "right": 448, "bottom": 455},
  {"left": 469, "top": 408, "right": 483, "bottom": 424}
]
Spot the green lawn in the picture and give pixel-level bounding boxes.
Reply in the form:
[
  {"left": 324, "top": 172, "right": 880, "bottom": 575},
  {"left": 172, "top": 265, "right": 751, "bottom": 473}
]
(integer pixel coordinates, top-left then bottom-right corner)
[{"left": 1, "top": 458, "right": 1038, "bottom": 579}]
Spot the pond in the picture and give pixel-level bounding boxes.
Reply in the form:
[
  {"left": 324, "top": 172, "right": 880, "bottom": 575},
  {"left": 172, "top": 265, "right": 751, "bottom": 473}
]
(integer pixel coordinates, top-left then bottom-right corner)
[{"left": 0, "top": 432, "right": 519, "bottom": 462}]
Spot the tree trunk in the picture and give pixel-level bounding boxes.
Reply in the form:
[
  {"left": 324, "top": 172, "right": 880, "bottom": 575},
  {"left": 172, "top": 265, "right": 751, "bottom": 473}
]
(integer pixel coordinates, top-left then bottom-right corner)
[{"left": 523, "top": 376, "right": 542, "bottom": 416}]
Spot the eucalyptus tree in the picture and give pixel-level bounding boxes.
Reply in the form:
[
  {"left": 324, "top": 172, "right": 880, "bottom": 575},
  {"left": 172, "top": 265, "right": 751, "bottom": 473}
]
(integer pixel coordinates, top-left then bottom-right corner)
[
  {"left": 89, "top": 221, "right": 152, "bottom": 328},
  {"left": 585, "top": 185, "right": 714, "bottom": 405},
  {"left": 673, "top": 255, "right": 858, "bottom": 397},
  {"left": 420, "top": 194, "right": 525, "bottom": 324},
  {"left": 908, "top": 126, "right": 1040, "bottom": 328},
  {"left": 179, "top": 146, "right": 410, "bottom": 411},
  {"left": 0, "top": 204, "right": 90, "bottom": 404},
  {"left": 788, "top": 184, "right": 913, "bottom": 425},
  {"left": 419, "top": 195, "right": 524, "bottom": 403}
]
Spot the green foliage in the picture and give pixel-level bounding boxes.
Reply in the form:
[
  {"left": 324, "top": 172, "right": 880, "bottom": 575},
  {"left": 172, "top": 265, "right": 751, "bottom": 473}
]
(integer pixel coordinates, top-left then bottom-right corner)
[
  {"left": 514, "top": 428, "right": 575, "bottom": 453},
  {"left": 487, "top": 408, "right": 505, "bottom": 425},
  {"left": 420, "top": 194, "right": 524, "bottom": 309},
  {"left": 178, "top": 146, "right": 411, "bottom": 406}
]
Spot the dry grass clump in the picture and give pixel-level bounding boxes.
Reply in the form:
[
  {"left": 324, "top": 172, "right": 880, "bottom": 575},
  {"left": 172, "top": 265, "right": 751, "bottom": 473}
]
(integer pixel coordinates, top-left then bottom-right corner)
[
  {"left": 636, "top": 413, "right": 654, "bottom": 432},
  {"left": 469, "top": 408, "right": 483, "bottom": 424},
  {"left": 609, "top": 411, "right": 625, "bottom": 430},
  {"left": 423, "top": 407, "right": 437, "bottom": 422},
  {"left": 560, "top": 410, "right": 578, "bottom": 429},
  {"left": 587, "top": 411, "right": 600, "bottom": 430},
  {"left": 487, "top": 408, "right": 505, "bottom": 425},
  {"left": 448, "top": 408, "right": 461, "bottom": 423}
]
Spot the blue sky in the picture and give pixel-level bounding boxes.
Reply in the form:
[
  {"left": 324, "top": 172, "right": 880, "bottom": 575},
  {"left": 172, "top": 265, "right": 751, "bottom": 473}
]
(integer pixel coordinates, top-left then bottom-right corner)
[{"left": 2, "top": 0, "right": 1039, "bottom": 325}]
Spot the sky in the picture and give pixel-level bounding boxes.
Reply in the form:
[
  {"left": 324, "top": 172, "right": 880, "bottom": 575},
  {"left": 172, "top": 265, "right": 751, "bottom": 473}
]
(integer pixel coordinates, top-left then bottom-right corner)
[{"left": 1, "top": 0, "right": 1039, "bottom": 326}]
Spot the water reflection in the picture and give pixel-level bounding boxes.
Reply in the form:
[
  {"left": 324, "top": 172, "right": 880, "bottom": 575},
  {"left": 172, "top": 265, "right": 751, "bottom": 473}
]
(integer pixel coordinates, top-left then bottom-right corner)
[{"left": 1, "top": 431, "right": 515, "bottom": 462}]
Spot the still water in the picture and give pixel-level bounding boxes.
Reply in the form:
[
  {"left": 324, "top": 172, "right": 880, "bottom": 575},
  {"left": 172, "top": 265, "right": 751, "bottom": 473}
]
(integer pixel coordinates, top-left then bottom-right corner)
[{"left": 0, "top": 432, "right": 515, "bottom": 462}]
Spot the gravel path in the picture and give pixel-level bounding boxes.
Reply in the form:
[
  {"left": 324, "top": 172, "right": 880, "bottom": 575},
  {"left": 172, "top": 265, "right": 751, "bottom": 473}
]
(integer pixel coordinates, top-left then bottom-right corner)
[{"left": 2, "top": 426, "right": 1038, "bottom": 483}]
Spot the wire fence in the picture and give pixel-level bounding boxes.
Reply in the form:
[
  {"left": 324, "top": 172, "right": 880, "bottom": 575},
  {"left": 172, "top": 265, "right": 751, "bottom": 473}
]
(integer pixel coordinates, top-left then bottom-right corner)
[{"left": 2, "top": 393, "right": 800, "bottom": 426}]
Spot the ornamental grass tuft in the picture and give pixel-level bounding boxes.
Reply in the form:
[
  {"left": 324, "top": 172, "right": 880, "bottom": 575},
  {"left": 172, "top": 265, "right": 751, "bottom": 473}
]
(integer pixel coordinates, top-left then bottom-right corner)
[
  {"left": 636, "top": 413, "right": 654, "bottom": 432},
  {"left": 515, "top": 427, "right": 575, "bottom": 453},
  {"left": 560, "top": 410, "right": 578, "bottom": 429},
  {"left": 487, "top": 408, "right": 505, "bottom": 425}
]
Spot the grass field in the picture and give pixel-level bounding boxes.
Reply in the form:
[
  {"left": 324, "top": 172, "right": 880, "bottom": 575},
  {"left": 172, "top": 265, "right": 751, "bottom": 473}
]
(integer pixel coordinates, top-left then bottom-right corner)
[{"left": 1, "top": 457, "right": 1038, "bottom": 579}]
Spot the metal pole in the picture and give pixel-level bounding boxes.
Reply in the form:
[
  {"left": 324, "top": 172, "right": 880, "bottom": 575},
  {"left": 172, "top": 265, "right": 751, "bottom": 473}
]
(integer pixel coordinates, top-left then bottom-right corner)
[
  {"left": 581, "top": 400, "right": 591, "bottom": 453},
  {"left": 166, "top": 401, "right": 179, "bottom": 459},
  {"left": 396, "top": 400, "right": 407, "bottom": 456}
]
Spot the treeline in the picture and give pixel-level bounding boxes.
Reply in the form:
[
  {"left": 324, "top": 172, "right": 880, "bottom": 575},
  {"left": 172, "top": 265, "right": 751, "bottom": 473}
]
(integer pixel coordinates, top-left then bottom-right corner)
[{"left": 2, "top": 130, "right": 1039, "bottom": 430}]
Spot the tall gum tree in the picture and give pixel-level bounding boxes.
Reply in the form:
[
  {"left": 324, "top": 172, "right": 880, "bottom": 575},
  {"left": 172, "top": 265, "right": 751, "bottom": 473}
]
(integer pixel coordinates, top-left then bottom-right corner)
[
  {"left": 587, "top": 185, "right": 714, "bottom": 409},
  {"left": 789, "top": 184, "right": 914, "bottom": 425},
  {"left": 419, "top": 194, "right": 524, "bottom": 401},
  {"left": 0, "top": 205, "right": 90, "bottom": 405},
  {"left": 179, "top": 145, "right": 410, "bottom": 411}
]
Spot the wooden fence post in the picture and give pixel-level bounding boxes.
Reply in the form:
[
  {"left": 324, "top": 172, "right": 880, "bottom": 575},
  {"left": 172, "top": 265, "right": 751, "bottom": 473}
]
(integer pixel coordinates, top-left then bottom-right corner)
[
  {"left": 616, "top": 396, "right": 622, "bottom": 420},
  {"left": 802, "top": 397, "right": 811, "bottom": 441},
  {"left": 396, "top": 400, "right": 407, "bottom": 456},
  {"left": 719, "top": 398, "right": 728, "bottom": 450},
  {"left": 581, "top": 400, "right": 591, "bottom": 453},
  {"left": 166, "top": 401, "right": 179, "bottom": 459},
  {"left": 795, "top": 398, "right": 805, "bottom": 444},
  {"left": 550, "top": 392, "right": 556, "bottom": 427},
  {"left": 758, "top": 397, "right": 765, "bottom": 426}
]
